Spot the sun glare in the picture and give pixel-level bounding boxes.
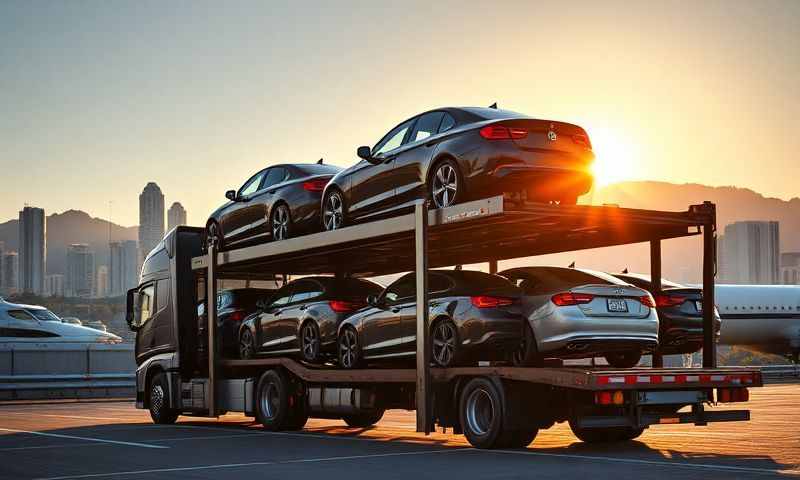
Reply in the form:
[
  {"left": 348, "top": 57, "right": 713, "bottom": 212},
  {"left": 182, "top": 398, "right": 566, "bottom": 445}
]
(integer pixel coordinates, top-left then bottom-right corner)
[{"left": 588, "top": 126, "right": 640, "bottom": 187}]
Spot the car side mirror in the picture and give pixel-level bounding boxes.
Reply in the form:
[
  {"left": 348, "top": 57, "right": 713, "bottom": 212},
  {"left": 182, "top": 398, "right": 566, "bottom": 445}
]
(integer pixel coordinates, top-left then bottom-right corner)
[
  {"left": 225, "top": 190, "right": 237, "bottom": 201},
  {"left": 256, "top": 299, "right": 267, "bottom": 310},
  {"left": 358, "top": 146, "right": 382, "bottom": 165},
  {"left": 366, "top": 294, "right": 380, "bottom": 308}
]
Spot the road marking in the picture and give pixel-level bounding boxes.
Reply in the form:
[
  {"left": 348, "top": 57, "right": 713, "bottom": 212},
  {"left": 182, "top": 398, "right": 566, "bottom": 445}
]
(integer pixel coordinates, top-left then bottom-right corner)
[
  {"left": 1, "top": 412, "right": 136, "bottom": 422},
  {"left": 0, "top": 428, "right": 168, "bottom": 450},
  {"left": 36, "top": 448, "right": 470, "bottom": 479},
  {"left": 0, "top": 443, "right": 97, "bottom": 452},
  {"left": 491, "top": 449, "right": 800, "bottom": 476}
]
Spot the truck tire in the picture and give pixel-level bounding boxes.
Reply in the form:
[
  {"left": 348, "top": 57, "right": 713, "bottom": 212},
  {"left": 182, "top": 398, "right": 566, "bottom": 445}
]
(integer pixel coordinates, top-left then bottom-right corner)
[
  {"left": 284, "top": 398, "right": 309, "bottom": 431},
  {"left": 342, "top": 408, "right": 385, "bottom": 428},
  {"left": 148, "top": 372, "right": 179, "bottom": 424},
  {"left": 569, "top": 420, "right": 644, "bottom": 443},
  {"left": 255, "top": 370, "right": 296, "bottom": 431},
  {"left": 497, "top": 428, "right": 538, "bottom": 449},
  {"left": 459, "top": 377, "right": 507, "bottom": 449}
]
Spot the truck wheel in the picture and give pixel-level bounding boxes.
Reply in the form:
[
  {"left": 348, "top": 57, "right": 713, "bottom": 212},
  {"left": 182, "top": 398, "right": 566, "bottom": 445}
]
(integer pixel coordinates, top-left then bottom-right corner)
[
  {"left": 342, "top": 408, "right": 385, "bottom": 428},
  {"left": 149, "top": 372, "right": 178, "bottom": 424},
  {"left": 569, "top": 420, "right": 644, "bottom": 443},
  {"left": 459, "top": 377, "right": 506, "bottom": 449},
  {"left": 604, "top": 351, "right": 642, "bottom": 369},
  {"left": 255, "top": 370, "right": 294, "bottom": 431},
  {"left": 284, "top": 398, "right": 309, "bottom": 431},
  {"left": 497, "top": 428, "right": 538, "bottom": 449}
]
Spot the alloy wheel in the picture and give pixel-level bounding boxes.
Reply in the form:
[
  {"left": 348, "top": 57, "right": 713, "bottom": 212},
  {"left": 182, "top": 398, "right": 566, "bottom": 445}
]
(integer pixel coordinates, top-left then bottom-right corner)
[
  {"left": 339, "top": 328, "right": 358, "bottom": 368},
  {"left": 301, "top": 323, "right": 319, "bottom": 362},
  {"left": 323, "top": 192, "right": 344, "bottom": 230},
  {"left": 272, "top": 205, "right": 290, "bottom": 241},
  {"left": 432, "top": 321, "right": 457, "bottom": 366},
  {"left": 240, "top": 330, "right": 255, "bottom": 359},
  {"left": 432, "top": 163, "right": 458, "bottom": 208}
]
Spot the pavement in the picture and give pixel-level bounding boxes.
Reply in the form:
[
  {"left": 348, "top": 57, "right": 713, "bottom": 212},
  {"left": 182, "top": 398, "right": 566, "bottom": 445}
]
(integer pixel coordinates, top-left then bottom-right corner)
[{"left": 0, "top": 384, "right": 797, "bottom": 479}]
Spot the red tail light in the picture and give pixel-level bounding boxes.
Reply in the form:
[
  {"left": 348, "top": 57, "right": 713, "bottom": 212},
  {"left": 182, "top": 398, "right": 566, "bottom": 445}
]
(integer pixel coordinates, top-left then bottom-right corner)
[
  {"left": 479, "top": 125, "right": 528, "bottom": 140},
  {"left": 228, "top": 310, "right": 246, "bottom": 322},
  {"left": 639, "top": 295, "right": 657, "bottom": 308},
  {"left": 571, "top": 134, "right": 592, "bottom": 149},
  {"left": 303, "top": 179, "right": 328, "bottom": 192},
  {"left": 551, "top": 292, "right": 594, "bottom": 306},
  {"left": 470, "top": 296, "right": 514, "bottom": 308},
  {"left": 329, "top": 300, "right": 363, "bottom": 313},
  {"left": 654, "top": 294, "right": 686, "bottom": 308}
]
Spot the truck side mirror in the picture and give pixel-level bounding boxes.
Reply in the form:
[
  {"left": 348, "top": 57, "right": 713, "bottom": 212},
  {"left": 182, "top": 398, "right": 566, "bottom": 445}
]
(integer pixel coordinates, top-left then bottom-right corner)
[{"left": 126, "top": 288, "right": 140, "bottom": 331}]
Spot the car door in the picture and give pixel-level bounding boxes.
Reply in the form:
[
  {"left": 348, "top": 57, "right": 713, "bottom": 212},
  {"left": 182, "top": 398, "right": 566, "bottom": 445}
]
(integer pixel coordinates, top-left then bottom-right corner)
[
  {"left": 392, "top": 111, "right": 446, "bottom": 208},
  {"left": 279, "top": 279, "right": 325, "bottom": 349},
  {"left": 259, "top": 167, "right": 290, "bottom": 239},
  {"left": 257, "top": 284, "right": 294, "bottom": 353},
  {"left": 348, "top": 118, "right": 415, "bottom": 219},
  {"left": 397, "top": 272, "right": 454, "bottom": 352},
  {"left": 220, "top": 169, "right": 266, "bottom": 243},
  {"left": 360, "top": 275, "right": 415, "bottom": 358}
]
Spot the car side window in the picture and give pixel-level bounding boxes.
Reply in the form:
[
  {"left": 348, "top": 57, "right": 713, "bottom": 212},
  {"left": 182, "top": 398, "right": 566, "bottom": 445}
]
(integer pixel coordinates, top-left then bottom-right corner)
[
  {"left": 373, "top": 119, "right": 414, "bottom": 156},
  {"left": 383, "top": 275, "right": 416, "bottom": 305},
  {"left": 409, "top": 112, "right": 445, "bottom": 143},
  {"left": 138, "top": 284, "right": 155, "bottom": 325},
  {"left": 238, "top": 170, "right": 265, "bottom": 198},
  {"left": 429, "top": 273, "right": 454, "bottom": 295},
  {"left": 261, "top": 167, "right": 288, "bottom": 190},
  {"left": 270, "top": 286, "right": 294, "bottom": 308},
  {"left": 7, "top": 310, "right": 36, "bottom": 321},
  {"left": 438, "top": 113, "right": 456, "bottom": 133},
  {"left": 290, "top": 280, "right": 324, "bottom": 303}
]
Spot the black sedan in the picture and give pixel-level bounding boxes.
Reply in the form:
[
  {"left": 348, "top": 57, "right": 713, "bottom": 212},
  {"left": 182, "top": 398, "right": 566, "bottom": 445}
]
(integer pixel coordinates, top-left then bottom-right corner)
[
  {"left": 613, "top": 273, "right": 721, "bottom": 355},
  {"left": 207, "top": 162, "right": 341, "bottom": 249},
  {"left": 238, "top": 276, "right": 383, "bottom": 363},
  {"left": 321, "top": 107, "right": 594, "bottom": 230},
  {"left": 197, "top": 288, "right": 274, "bottom": 357},
  {"left": 337, "top": 270, "right": 523, "bottom": 368}
]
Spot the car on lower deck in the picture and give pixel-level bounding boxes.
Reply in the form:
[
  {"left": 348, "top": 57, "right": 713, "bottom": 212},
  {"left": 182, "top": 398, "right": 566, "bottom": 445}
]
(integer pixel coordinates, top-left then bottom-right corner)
[
  {"left": 336, "top": 270, "right": 523, "bottom": 368},
  {"left": 613, "top": 273, "right": 720, "bottom": 355},
  {"left": 238, "top": 276, "right": 384, "bottom": 363},
  {"left": 198, "top": 288, "right": 275, "bottom": 357},
  {"left": 206, "top": 162, "right": 342, "bottom": 249},
  {"left": 321, "top": 106, "right": 594, "bottom": 231},
  {"left": 498, "top": 266, "right": 658, "bottom": 368}
]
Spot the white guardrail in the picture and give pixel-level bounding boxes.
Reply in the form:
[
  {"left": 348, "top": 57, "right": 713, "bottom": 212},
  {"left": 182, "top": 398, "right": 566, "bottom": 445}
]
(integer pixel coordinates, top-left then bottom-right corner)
[
  {"left": 0, "top": 342, "right": 136, "bottom": 400},
  {"left": 760, "top": 364, "right": 800, "bottom": 383}
]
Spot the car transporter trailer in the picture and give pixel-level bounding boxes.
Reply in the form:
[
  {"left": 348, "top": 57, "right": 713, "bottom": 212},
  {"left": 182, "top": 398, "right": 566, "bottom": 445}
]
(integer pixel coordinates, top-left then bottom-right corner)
[{"left": 137, "top": 195, "right": 762, "bottom": 448}]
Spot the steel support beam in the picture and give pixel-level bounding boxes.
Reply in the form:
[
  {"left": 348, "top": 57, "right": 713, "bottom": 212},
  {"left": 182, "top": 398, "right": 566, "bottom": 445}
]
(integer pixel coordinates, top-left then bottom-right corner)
[
  {"left": 489, "top": 259, "right": 498, "bottom": 274},
  {"left": 207, "top": 239, "right": 219, "bottom": 416},
  {"left": 650, "top": 240, "right": 663, "bottom": 369},
  {"left": 414, "top": 201, "right": 431, "bottom": 434},
  {"left": 702, "top": 202, "right": 717, "bottom": 368}
]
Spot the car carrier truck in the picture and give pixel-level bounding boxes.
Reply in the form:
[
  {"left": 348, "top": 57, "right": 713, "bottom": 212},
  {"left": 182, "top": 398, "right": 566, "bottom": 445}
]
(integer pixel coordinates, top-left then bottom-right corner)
[{"left": 126, "top": 196, "right": 761, "bottom": 449}]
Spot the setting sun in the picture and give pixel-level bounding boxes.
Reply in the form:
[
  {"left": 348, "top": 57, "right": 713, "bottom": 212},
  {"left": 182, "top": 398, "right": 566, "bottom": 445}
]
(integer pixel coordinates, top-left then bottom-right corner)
[{"left": 587, "top": 126, "right": 641, "bottom": 187}]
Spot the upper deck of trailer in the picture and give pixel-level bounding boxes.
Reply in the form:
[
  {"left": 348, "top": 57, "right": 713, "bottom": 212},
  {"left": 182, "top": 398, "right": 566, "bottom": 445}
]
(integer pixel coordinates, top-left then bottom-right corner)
[{"left": 192, "top": 195, "right": 715, "bottom": 278}]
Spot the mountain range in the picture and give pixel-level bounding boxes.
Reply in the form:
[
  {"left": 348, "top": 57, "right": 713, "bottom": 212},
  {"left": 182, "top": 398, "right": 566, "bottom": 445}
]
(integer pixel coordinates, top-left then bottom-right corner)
[{"left": 0, "top": 181, "right": 797, "bottom": 281}]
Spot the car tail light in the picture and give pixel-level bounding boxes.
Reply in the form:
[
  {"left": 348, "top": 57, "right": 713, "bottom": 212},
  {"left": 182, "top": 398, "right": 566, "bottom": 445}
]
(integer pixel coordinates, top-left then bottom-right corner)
[
  {"left": 470, "top": 296, "right": 514, "bottom": 308},
  {"left": 571, "top": 133, "right": 592, "bottom": 149},
  {"left": 303, "top": 179, "right": 328, "bottom": 192},
  {"left": 639, "top": 295, "right": 657, "bottom": 308},
  {"left": 654, "top": 294, "right": 686, "bottom": 308},
  {"left": 229, "top": 310, "right": 246, "bottom": 322},
  {"left": 329, "top": 300, "right": 363, "bottom": 313},
  {"left": 551, "top": 292, "right": 594, "bottom": 306},
  {"left": 479, "top": 125, "right": 528, "bottom": 140}
]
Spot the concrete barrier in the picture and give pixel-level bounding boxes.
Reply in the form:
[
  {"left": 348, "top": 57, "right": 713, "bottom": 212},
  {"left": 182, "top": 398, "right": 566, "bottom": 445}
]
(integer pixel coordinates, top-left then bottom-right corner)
[{"left": 0, "top": 343, "right": 135, "bottom": 400}]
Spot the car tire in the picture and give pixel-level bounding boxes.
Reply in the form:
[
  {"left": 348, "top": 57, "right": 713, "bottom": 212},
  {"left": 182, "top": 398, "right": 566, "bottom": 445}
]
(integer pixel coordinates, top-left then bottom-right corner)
[
  {"left": 429, "top": 159, "right": 463, "bottom": 209},
  {"left": 205, "top": 220, "right": 224, "bottom": 251},
  {"left": 431, "top": 318, "right": 461, "bottom": 367},
  {"left": 322, "top": 189, "right": 346, "bottom": 231},
  {"left": 511, "top": 323, "right": 542, "bottom": 367},
  {"left": 338, "top": 326, "right": 362, "bottom": 369},
  {"left": 342, "top": 408, "right": 385, "bottom": 428},
  {"left": 569, "top": 420, "right": 644, "bottom": 443},
  {"left": 604, "top": 351, "right": 642, "bottom": 369},
  {"left": 459, "top": 377, "right": 506, "bottom": 449},
  {"left": 148, "top": 372, "right": 179, "bottom": 424},
  {"left": 270, "top": 203, "right": 292, "bottom": 241},
  {"left": 254, "top": 370, "right": 297, "bottom": 431},
  {"left": 299, "top": 321, "right": 321, "bottom": 364},
  {"left": 239, "top": 328, "right": 256, "bottom": 360}
]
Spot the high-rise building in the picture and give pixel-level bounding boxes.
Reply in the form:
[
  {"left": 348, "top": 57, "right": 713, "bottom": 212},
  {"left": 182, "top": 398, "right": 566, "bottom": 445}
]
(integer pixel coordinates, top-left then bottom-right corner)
[
  {"left": 109, "top": 240, "right": 139, "bottom": 296},
  {"left": 718, "top": 221, "right": 780, "bottom": 284},
  {"left": 167, "top": 202, "right": 187, "bottom": 232},
  {"left": 45, "top": 274, "right": 65, "bottom": 297},
  {"left": 780, "top": 252, "right": 800, "bottom": 285},
  {"left": 139, "top": 183, "right": 165, "bottom": 267},
  {"left": 96, "top": 265, "right": 109, "bottom": 298},
  {"left": 18, "top": 206, "right": 46, "bottom": 294},
  {"left": 1, "top": 251, "right": 19, "bottom": 296},
  {"left": 0, "top": 241, "right": 4, "bottom": 291},
  {"left": 66, "top": 244, "right": 95, "bottom": 298}
]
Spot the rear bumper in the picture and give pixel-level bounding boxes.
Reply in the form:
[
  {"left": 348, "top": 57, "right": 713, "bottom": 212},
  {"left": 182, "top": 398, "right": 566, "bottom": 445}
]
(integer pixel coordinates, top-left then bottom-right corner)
[
  {"left": 576, "top": 408, "right": 750, "bottom": 429},
  {"left": 544, "top": 336, "right": 659, "bottom": 359},
  {"left": 470, "top": 165, "right": 593, "bottom": 201}
]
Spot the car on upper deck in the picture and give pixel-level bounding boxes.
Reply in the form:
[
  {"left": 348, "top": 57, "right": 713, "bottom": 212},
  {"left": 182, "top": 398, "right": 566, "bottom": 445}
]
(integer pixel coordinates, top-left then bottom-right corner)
[{"left": 321, "top": 106, "right": 594, "bottom": 230}]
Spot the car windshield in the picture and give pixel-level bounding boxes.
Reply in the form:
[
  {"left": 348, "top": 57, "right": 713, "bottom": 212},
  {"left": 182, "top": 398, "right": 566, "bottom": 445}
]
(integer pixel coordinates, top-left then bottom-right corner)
[{"left": 29, "top": 309, "right": 62, "bottom": 322}]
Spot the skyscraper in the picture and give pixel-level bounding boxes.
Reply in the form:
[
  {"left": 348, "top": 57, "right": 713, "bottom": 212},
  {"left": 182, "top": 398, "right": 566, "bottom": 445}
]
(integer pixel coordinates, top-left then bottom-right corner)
[
  {"left": 718, "top": 221, "right": 780, "bottom": 284},
  {"left": 18, "top": 206, "right": 46, "bottom": 294},
  {"left": 109, "top": 240, "right": 139, "bottom": 296},
  {"left": 167, "top": 202, "right": 187, "bottom": 232},
  {"left": 45, "top": 274, "right": 65, "bottom": 297},
  {"left": 139, "top": 183, "right": 165, "bottom": 267},
  {"left": 1, "top": 252, "right": 18, "bottom": 296},
  {"left": 66, "top": 244, "right": 95, "bottom": 298},
  {"left": 96, "top": 265, "right": 109, "bottom": 298}
]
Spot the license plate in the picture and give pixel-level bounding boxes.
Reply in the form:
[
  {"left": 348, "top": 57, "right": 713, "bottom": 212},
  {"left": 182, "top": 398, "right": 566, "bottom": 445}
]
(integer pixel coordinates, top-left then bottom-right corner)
[
  {"left": 695, "top": 301, "right": 703, "bottom": 312},
  {"left": 607, "top": 298, "right": 629, "bottom": 312}
]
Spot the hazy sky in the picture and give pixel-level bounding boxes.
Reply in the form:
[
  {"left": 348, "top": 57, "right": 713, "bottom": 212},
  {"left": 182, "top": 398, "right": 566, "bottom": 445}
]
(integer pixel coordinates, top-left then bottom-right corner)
[{"left": 1, "top": 0, "right": 798, "bottom": 227}]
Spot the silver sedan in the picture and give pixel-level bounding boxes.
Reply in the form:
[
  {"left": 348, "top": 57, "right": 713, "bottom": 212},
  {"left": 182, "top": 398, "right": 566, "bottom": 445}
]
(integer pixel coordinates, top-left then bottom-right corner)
[{"left": 498, "top": 266, "right": 658, "bottom": 368}]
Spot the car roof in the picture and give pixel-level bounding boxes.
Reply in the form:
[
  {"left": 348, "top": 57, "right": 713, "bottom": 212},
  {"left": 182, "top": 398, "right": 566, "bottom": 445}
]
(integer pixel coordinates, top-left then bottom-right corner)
[{"left": 499, "top": 266, "right": 630, "bottom": 286}]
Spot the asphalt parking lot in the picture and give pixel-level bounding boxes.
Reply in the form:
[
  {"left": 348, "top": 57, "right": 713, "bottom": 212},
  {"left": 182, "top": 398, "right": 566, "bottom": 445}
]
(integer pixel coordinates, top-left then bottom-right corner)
[{"left": 0, "top": 384, "right": 797, "bottom": 479}]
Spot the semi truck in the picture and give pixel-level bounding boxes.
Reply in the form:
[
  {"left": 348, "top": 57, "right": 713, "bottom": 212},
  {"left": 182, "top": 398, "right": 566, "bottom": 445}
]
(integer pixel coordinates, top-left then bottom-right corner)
[{"left": 126, "top": 196, "right": 761, "bottom": 449}]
